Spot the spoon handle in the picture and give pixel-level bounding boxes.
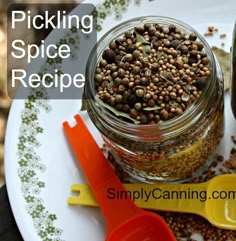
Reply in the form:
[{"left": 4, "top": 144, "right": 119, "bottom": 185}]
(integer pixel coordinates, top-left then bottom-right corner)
[
  {"left": 63, "top": 115, "right": 139, "bottom": 230},
  {"left": 69, "top": 182, "right": 208, "bottom": 217}
]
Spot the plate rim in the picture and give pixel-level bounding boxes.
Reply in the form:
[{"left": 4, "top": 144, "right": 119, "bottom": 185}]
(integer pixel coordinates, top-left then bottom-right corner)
[{"left": 4, "top": 0, "right": 235, "bottom": 240}]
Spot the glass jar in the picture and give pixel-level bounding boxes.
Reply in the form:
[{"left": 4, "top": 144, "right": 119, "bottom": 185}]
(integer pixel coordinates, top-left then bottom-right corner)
[
  {"left": 85, "top": 16, "right": 224, "bottom": 183},
  {"left": 231, "top": 21, "right": 236, "bottom": 118}
]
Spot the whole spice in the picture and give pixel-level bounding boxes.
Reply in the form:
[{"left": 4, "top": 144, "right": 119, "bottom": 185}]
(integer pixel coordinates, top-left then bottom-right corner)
[
  {"left": 102, "top": 49, "right": 116, "bottom": 63},
  {"left": 86, "top": 19, "right": 223, "bottom": 184},
  {"left": 95, "top": 22, "right": 211, "bottom": 124}
]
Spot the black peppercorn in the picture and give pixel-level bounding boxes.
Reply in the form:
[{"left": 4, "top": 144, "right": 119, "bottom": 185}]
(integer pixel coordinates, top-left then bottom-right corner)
[
  {"left": 127, "top": 45, "right": 136, "bottom": 53},
  {"left": 128, "top": 94, "right": 138, "bottom": 107},
  {"left": 122, "top": 78, "right": 129, "bottom": 86},
  {"left": 188, "top": 57, "right": 197, "bottom": 65},
  {"left": 201, "top": 57, "right": 209, "bottom": 65},
  {"left": 193, "top": 79, "right": 206, "bottom": 90},
  {"left": 147, "top": 113, "right": 154, "bottom": 120},
  {"left": 140, "top": 77, "right": 148, "bottom": 85},
  {"left": 135, "top": 25, "right": 145, "bottom": 34},
  {"left": 148, "top": 26, "right": 156, "bottom": 36},
  {"left": 102, "top": 49, "right": 116, "bottom": 63},
  {"left": 199, "top": 52, "right": 207, "bottom": 58},
  {"left": 153, "top": 23, "right": 161, "bottom": 30},
  {"left": 171, "top": 40, "right": 181, "bottom": 49},
  {"left": 176, "top": 108, "right": 183, "bottom": 115},
  {"left": 190, "top": 50, "right": 197, "bottom": 57},
  {"left": 169, "top": 24, "right": 176, "bottom": 32},
  {"left": 148, "top": 99, "right": 155, "bottom": 107},
  {"left": 195, "top": 41, "right": 204, "bottom": 50},
  {"left": 123, "top": 90, "right": 131, "bottom": 100},
  {"left": 122, "top": 104, "right": 130, "bottom": 113},
  {"left": 189, "top": 33, "right": 197, "bottom": 41},
  {"left": 115, "top": 103, "right": 123, "bottom": 111},
  {"left": 160, "top": 109, "right": 169, "bottom": 120},
  {"left": 109, "top": 41, "right": 117, "bottom": 50},
  {"left": 114, "top": 77, "right": 122, "bottom": 86},
  {"left": 125, "top": 31, "right": 132, "bottom": 38},
  {"left": 144, "top": 23, "right": 151, "bottom": 30},
  {"left": 140, "top": 114, "right": 148, "bottom": 124},
  {"left": 130, "top": 108, "right": 138, "bottom": 118}
]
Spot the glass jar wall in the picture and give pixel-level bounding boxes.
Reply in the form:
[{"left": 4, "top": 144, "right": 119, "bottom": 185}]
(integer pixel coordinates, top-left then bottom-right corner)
[{"left": 85, "top": 16, "right": 224, "bottom": 183}]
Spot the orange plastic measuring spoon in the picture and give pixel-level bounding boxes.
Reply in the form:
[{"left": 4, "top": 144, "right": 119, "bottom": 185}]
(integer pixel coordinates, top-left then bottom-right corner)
[{"left": 63, "top": 114, "right": 176, "bottom": 241}]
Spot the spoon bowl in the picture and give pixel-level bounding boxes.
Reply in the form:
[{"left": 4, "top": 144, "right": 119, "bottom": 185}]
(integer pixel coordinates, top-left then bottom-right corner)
[
  {"left": 107, "top": 212, "right": 173, "bottom": 241},
  {"left": 206, "top": 175, "right": 236, "bottom": 229}
]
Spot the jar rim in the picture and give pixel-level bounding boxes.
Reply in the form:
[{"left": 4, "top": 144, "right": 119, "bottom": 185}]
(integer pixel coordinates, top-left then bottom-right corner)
[{"left": 85, "top": 16, "right": 217, "bottom": 138}]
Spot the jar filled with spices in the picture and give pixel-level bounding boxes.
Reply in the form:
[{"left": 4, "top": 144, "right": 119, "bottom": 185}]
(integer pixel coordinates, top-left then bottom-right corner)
[
  {"left": 85, "top": 16, "right": 224, "bottom": 183},
  {"left": 231, "top": 21, "right": 236, "bottom": 118}
]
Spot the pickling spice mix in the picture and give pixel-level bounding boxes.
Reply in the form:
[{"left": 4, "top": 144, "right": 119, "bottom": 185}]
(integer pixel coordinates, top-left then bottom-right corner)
[
  {"left": 86, "top": 17, "right": 224, "bottom": 182},
  {"left": 95, "top": 23, "right": 210, "bottom": 124}
]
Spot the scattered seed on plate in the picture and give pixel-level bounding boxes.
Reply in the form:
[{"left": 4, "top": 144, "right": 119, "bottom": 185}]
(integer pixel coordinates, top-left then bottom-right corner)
[
  {"left": 231, "top": 135, "right": 236, "bottom": 144},
  {"left": 103, "top": 146, "right": 236, "bottom": 241},
  {"left": 220, "top": 33, "right": 227, "bottom": 38}
]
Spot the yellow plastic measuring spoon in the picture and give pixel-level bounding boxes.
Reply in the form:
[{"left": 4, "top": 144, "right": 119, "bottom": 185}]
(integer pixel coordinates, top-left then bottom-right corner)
[{"left": 68, "top": 174, "right": 236, "bottom": 230}]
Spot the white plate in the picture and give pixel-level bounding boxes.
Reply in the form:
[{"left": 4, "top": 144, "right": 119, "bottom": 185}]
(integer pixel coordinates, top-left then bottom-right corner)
[{"left": 5, "top": 0, "right": 236, "bottom": 241}]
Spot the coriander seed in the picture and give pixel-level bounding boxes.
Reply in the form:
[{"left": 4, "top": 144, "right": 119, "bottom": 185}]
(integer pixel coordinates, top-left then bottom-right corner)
[{"left": 135, "top": 88, "right": 144, "bottom": 98}]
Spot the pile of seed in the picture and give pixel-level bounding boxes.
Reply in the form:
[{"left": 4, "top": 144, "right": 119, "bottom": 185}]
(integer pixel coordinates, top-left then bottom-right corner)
[
  {"left": 160, "top": 212, "right": 236, "bottom": 241},
  {"left": 95, "top": 23, "right": 211, "bottom": 124},
  {"left": 106, "top": 146, "right": 236, "bottom": 241}
]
